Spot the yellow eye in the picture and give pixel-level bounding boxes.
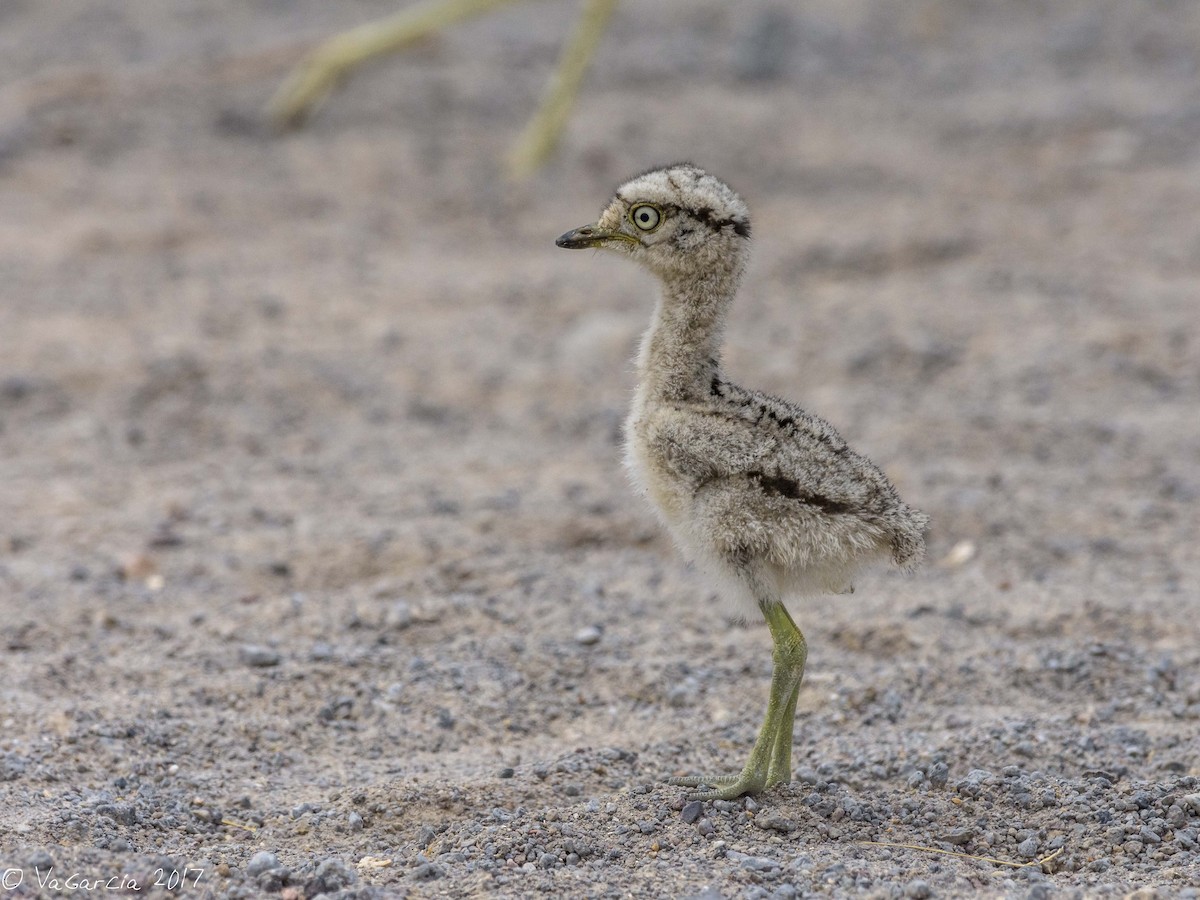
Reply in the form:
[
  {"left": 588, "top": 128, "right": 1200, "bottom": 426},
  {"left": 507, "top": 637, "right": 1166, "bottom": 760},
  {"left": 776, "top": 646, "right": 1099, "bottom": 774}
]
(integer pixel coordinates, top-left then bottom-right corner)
[{"left": 630, "top": 204, "right": 661, "bottom": 232}]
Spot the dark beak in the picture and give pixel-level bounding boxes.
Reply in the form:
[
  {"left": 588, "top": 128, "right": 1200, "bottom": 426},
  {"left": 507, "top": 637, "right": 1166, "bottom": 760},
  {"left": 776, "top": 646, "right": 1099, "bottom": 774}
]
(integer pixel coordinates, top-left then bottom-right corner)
[{"left": 555, "top": 224, "right": 635, "bottom": 250}]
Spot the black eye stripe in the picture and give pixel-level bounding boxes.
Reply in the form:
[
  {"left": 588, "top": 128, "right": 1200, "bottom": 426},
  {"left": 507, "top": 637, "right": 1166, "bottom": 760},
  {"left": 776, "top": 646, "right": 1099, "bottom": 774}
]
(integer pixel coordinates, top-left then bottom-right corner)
[{"left": 694, "top": 206, "right": 751, "bottom": 238}]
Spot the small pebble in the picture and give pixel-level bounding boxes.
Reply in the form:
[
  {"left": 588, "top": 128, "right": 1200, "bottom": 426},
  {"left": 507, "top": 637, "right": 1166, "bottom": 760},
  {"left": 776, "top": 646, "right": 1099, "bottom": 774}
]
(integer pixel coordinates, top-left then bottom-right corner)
[
  {"left": 306, "top": 858, "right": 356, "bottom": 894},
  {"left": 117, "top": 552, "right": 158, "bottom": 583},
  {"left": 905, "top": 879, "right": 932, "bottom": 899},
  {"left": 727, "top": 851, "right": 780, "bottom": 872},
  {"left": 753, "top": 809, "right": 796, "bottom": 833},
  {"left": 574, "top": 626, "right": 602, "bottom": 646},
  {"left": 411, "top": 862, "right": 444, "bottom": 880},
  {"left": 940, "top": 827, "right": 974, "bottom": 845},
  {"left": 309, "top": 642, "right": 335, "bottom": 661},
  {"left": 667, "top": 685, "right": 693, "bottom": 707},
  {"left": 239, "top": 645, "right": 281, "bottom": 667},
  {"left": 245, "top": 851, "right": 280, "bottom": 877},
  {"left": 681, "top": 800, "right": 704, "bottom": 824},
  {"left": 256, "top": 869, "right": 286, "bottom": 892},
  {"left": 388, "top": 601, "right": 413, "bottom": 629}
]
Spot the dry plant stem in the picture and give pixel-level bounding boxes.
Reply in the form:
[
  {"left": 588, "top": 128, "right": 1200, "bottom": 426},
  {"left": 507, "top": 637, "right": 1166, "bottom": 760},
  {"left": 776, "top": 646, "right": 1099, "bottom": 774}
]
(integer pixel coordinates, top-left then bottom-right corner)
[
  {"left": 859, "top": 841, "right": 1065, "bottom": 871},
  {"left": 505, "top": 0, "right": 619, "bottom": 180},
  {"left": 268, "top": 0, "right": 523, "bottom": 128}
]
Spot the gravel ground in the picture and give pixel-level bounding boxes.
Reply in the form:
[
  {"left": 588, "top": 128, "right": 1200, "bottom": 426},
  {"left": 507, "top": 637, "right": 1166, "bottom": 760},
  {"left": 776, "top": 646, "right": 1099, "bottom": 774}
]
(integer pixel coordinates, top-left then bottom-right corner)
[{"left": 1, "top": 1, "right": 1199, "bottom": 897}]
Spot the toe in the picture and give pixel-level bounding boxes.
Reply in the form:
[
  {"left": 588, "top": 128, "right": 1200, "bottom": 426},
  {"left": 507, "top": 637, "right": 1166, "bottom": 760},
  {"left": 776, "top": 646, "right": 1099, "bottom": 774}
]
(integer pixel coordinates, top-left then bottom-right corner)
[
  {"left": 666, "top": 772, "right": 765, "bottom": 800},
  {"left": 667, "top": 774, "right": 740, "bottom": 787}
]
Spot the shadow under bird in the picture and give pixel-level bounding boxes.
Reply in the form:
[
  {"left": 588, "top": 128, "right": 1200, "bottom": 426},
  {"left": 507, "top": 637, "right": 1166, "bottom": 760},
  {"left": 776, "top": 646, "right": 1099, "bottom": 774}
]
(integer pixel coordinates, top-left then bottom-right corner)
[{"left": 556, "top": 164, "right": 929, "bottom": 800}]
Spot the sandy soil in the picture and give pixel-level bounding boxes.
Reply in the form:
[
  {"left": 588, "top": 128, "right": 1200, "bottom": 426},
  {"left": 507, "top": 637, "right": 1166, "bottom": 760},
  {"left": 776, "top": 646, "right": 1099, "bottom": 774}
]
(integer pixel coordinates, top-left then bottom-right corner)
[{"left": 1, "top": 1, "right": 1199, "bottom": 896}]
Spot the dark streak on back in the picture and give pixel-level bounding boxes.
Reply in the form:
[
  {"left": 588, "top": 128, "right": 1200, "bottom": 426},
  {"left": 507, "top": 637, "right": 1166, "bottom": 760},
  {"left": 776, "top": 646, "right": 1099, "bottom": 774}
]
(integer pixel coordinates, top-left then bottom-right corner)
[{"left": 753, "top": 472, "right": 853, "bottom": 514}]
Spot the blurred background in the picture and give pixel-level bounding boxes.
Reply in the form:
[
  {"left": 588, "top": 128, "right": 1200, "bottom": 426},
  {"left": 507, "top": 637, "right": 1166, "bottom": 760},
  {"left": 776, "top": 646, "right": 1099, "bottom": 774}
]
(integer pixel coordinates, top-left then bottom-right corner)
[
  {"left": 1, "top": 0, "right": 1198, "bottom": 889},
  {"left": 2, "top": 0, "right": 1195, "bottom": 593}
]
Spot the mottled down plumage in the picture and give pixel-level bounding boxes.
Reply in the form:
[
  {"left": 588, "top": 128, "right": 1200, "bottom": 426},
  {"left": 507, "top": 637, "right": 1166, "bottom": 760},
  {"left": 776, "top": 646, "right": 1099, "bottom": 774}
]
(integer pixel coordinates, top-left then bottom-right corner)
[
  {"left": 556, "top": 162, "right": 928, "bottom": 799},
  {"left": 640, "top": 376, "right": 926, "bottom": 595}
]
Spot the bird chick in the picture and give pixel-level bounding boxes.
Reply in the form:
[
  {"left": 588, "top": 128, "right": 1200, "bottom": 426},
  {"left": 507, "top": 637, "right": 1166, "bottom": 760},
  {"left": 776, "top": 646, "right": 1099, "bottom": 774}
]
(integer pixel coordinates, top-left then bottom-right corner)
[{"left": 557, "top": 163, "right": 928, "bottom": 800}]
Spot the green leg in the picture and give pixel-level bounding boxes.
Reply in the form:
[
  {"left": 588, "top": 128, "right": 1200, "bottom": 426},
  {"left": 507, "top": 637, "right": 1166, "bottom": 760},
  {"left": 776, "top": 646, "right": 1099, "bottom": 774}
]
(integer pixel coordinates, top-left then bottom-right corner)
[{"left": 669, "top": 600, "right": 807, "bottom": 801}]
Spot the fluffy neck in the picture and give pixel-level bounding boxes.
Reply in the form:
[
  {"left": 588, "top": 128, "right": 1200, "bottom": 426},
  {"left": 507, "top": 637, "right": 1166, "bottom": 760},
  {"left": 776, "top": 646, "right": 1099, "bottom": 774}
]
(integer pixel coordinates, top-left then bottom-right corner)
[{"left": 635, "top": 263, "right": 743, "bottom": 402}]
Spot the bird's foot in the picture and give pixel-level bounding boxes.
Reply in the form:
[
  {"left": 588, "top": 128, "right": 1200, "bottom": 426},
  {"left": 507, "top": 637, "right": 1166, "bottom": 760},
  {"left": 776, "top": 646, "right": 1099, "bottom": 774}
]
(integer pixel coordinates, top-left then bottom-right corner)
[
  {"left": 667, "top": 770, "right": 779, "bottom": 801},
  {"left": 668, "top": 601, "right": 804, "bottom": 802}
]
